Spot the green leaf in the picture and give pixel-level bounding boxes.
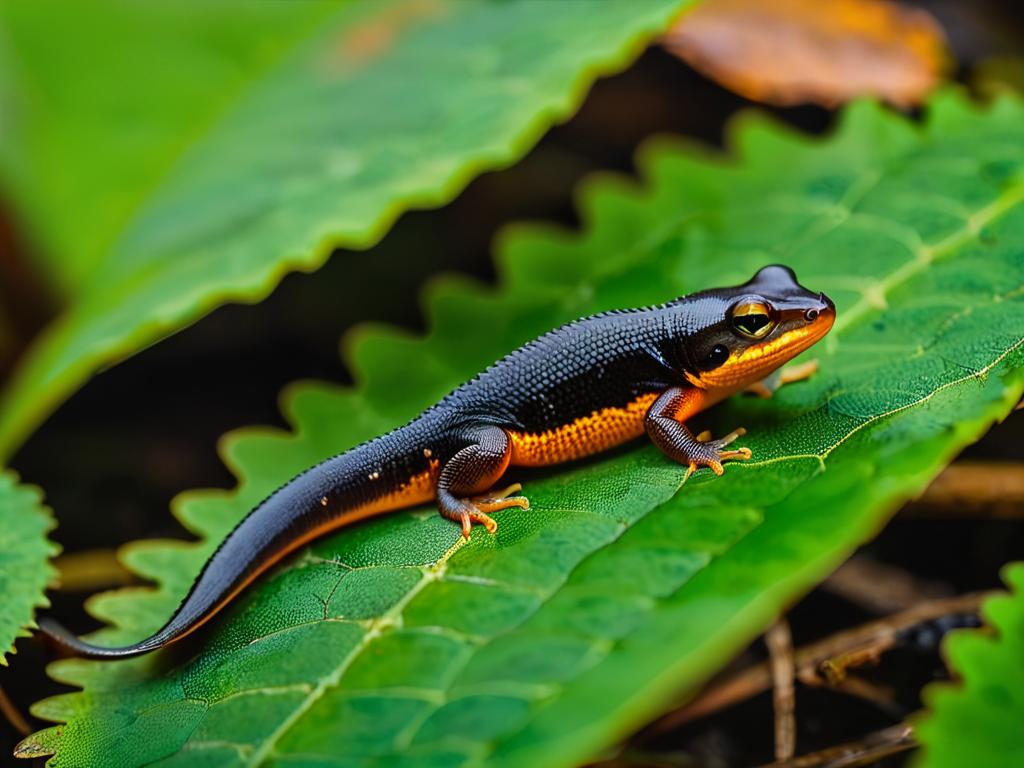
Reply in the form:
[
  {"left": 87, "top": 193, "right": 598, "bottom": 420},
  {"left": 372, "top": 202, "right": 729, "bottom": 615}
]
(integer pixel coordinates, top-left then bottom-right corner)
[
  {"left": 0, "top": 0, "right": 692, "bottom": 458},
  {"left": 21, "top": 91, "right": 1024, "bottom": 767},
  {"left": 0, "top": 471, "right": 58, "bottom": 663},
  {"left": 915, "top": 563, "right": 1024, "bottom": 768}
]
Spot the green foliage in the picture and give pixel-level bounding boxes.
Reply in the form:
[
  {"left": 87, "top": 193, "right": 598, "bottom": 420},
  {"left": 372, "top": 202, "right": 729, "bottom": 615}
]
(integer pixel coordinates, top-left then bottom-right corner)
[
  {"left": 915, "top": 563, "right": 1024, "bottom": 768},
  {"left": 0, "top": 0, "right": 691, "bottom": 458},
  {"left": 0, "top": 471, "right": 57, "bottom": 663},
  {"left": 19, "top": 91, "right": 1024, "bottom": 767}
]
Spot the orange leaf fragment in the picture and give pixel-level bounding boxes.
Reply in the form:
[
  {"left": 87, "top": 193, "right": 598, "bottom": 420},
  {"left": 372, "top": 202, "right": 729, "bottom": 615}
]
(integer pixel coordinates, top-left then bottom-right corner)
[{"left": 663, "top": 0, "right": 950, "bottom": 108}]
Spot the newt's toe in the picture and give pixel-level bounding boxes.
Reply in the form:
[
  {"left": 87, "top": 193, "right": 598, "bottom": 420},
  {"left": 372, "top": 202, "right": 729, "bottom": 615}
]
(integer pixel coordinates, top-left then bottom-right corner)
[
  {"left": 459, "top": 511, "right": 473, "bottom": 539},
  {"left": 468, "top": 509, "right": 499, "bottom": 535},
  {"left": 719, "top": 447, "right": 752, "bottom": 462},
  {"left": 470, "top": 483, "right": 530, "bottom": 514},
  {"left": 710, "top": 427, "right": 746, "bottom": 449},
  {"left": 447, "top": 484, "right": 530, "bottom": 539},
  {"left": 682, "top": 428, "right": 752, "bottom": 481}
]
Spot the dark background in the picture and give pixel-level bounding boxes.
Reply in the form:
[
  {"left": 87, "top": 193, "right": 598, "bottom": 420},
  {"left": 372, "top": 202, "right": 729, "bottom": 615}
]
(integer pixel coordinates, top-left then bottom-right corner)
[{"left": 2, "top": 1, "right": 1022, "bottom": 764}]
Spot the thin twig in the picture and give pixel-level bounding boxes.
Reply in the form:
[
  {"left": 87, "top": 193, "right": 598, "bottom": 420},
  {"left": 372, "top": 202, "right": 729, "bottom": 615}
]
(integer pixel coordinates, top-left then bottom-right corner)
[
  {"left": 657, "top": 663, "right": 773, "bottom": 727},
  {"left": 755, "top": 722, "right": 916, "bottom": 768},
  {"left": 765, "top": 620, "right": 796, "bottom": 761},
  {"left": 0, "top": 684, "right": 31, "bottom": 736},
  {"left": 646, "top": 592, "right": 986, "bottom": 734},
  {"left": 824, "top": 555, "right": 952, "bottom": 614},
  {"left": 827, "top": 675, "right": 896, "bottom": 713},
  {"left": 799, "top": 591, "right": 985, "bottom": 687},
  {"left": 907, "top": 461, "right": 1024, "bottom": 518}
]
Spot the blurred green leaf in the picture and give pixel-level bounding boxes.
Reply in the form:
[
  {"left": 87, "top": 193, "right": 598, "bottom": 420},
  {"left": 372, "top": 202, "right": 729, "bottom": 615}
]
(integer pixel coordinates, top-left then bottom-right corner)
[
  {"left": 20, "top": 91, "right": 1024, "bottom": 767},
  {"left": 915, "top": 563, "right": 1024, "bottom": 768},
  {"left": 0, "top": 471, "right": 57, "bottom": 663},
  {"left": 0, "top": 0, "right": 692, "bottom": 458}
]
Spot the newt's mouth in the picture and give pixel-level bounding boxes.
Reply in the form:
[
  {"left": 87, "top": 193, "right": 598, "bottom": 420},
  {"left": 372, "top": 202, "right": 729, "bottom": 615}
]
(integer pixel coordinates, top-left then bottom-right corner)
[{"left": 699, "top": 294, "right": 835, "bottom": 390}]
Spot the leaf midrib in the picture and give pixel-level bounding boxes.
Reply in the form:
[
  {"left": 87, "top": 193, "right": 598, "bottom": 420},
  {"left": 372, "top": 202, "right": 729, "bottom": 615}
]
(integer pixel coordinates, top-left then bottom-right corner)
[
  {"left": 244, "top": 538, "right": 463, "bottom": 766},
  {"left": 831, "top": 182, "right": 1024, "bottom": 336}
]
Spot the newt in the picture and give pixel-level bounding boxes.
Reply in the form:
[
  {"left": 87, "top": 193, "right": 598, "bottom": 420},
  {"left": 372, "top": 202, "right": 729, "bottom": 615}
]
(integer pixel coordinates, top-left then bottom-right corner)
[{"left": 41, "top": 265, "right": 834, "bottom": 658}]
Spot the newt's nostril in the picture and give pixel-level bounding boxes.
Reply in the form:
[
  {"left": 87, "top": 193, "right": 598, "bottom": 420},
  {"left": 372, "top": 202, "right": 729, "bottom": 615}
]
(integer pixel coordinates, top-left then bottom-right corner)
[{"left": 805, "top": 308, "right": 819, "bottom": 321}]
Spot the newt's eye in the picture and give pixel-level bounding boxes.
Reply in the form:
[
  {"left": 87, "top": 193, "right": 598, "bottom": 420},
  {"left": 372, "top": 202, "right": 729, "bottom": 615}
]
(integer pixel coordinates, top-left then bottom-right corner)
[{"left": 731, "top": 300, "right": 775, "bottom": 339}]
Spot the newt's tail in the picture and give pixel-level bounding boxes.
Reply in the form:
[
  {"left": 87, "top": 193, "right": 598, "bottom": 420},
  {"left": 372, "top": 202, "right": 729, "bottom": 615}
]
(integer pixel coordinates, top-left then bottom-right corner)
[
  {"left": 40, "top": 429, "right": 435, "bottom": 659},
  {"left": 38, "top": 615, "right": 172, "bottom": 659}
]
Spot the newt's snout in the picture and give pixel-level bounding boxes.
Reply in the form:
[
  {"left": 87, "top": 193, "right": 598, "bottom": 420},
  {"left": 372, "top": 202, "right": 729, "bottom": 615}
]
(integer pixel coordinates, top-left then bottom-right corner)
[
  {"left": 805, "top": 292, "right": 835, "bottom": 335},
  {"left": 803, "top": 293, "right": 833, "bottom": 322}
]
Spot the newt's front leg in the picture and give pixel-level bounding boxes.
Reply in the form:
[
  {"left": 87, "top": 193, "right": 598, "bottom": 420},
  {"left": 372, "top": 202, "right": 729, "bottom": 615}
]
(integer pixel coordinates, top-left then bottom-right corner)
[
  {"left": 645, "top": 386, "right": 751, "bottom": 480},
  {"left": 745, "top": 359, "right": 818, "bottom": 398},
  {"left": 436, "top": 426, "right": 530, "bottom": 538}
]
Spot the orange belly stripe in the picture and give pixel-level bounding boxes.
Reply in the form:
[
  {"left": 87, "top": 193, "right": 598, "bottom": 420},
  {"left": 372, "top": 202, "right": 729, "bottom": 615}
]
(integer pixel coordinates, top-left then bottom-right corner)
[{"left": 507, "top": 392, "right": 659, "bottom": 467}]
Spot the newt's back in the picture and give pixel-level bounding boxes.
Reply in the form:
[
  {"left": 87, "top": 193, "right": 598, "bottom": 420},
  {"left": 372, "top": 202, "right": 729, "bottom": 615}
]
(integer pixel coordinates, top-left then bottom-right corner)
[{"left": 430, "top": 307, "right": 676, "bottom": 463}]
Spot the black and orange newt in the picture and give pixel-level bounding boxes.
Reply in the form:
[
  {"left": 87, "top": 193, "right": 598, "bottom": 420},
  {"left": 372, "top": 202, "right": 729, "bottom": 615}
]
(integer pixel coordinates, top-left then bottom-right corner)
[{"left": 41, "top": 265, "right": 834, "bottom": 658}]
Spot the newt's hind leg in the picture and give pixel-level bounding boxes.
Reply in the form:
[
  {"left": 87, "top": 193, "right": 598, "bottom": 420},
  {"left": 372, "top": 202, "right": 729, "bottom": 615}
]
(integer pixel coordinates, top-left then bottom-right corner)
[{"left": 436, "top": 428, "right": 529, "bottom": 538}]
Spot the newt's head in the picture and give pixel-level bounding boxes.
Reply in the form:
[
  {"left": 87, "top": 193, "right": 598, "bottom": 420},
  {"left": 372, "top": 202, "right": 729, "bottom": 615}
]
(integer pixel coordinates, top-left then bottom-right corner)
[{"left": 678, "top": 265, "right": 835, "bottom": 391}]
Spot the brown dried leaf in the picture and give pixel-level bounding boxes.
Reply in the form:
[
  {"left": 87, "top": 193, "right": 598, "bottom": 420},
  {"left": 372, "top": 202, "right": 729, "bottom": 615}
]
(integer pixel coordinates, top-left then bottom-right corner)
[{"left": 663, "top": 0, "right": 950, "bottom": 107}]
